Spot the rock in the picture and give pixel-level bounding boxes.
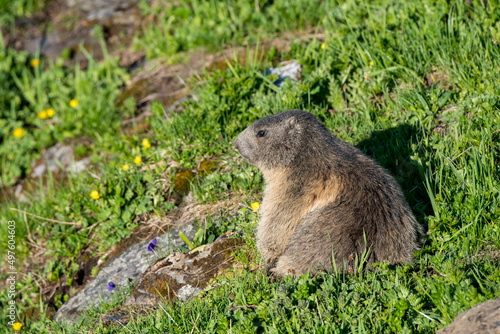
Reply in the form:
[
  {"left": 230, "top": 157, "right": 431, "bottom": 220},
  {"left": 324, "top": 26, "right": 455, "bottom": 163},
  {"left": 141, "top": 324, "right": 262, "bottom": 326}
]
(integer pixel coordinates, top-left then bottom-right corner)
[
  {"left": 116, "top": 62, "right": 188, "bottom": 112},
  {"left": 266, "top": 60, "right": 301, "bottom": 88},
  {"left": 54, "top": 223, "right": 196, "bottom": 323},
  {"left": 125, "top": 235, "right": 245, "bottom": 305},
  {"left": 15, "top": 0, "right": 142, "bottom": 67},
  {"left": 437, "top": 298, "right": 500, "bottom": 334},
  {"left": 54, "top": 198, "right": 241, "bottom": 323},
  {"left": 30, "top": 143, "right": 90, "bottom": 178},
  {"left": 14, "top": 183, "right": 30, "bottom": 203},
  {"left": 67, "top": 157, "right": 91, "bottom": 174}
]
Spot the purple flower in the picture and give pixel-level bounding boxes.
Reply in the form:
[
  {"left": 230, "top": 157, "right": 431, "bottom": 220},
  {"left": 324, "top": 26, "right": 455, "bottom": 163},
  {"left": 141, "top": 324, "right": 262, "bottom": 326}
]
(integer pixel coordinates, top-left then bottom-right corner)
[
  {"left": 108, "top": 282, "right": 115, "bottom": 291},
  {"left": 147, "top": 238, "right": 157, "bottom": 252}
]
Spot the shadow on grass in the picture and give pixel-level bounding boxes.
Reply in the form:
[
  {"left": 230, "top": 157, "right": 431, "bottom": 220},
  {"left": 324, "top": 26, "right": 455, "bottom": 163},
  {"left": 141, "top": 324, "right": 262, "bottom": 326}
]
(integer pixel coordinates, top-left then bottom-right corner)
[{"left": 356, "top": 124, "right": 432, "bottom": 228}]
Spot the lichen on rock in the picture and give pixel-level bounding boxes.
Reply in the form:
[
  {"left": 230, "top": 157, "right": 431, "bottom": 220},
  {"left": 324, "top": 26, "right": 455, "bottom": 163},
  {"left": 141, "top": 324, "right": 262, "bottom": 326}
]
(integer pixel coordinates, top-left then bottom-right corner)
[{"left": 125, "top": 235, "right": 245, "bottom": 305}]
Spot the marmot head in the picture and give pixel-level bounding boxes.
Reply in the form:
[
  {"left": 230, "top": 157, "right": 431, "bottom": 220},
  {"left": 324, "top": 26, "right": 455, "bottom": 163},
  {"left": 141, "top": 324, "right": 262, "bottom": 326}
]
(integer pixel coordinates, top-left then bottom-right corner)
[{"left": 234, "top": 110, "right": 326, "bottom": 170}]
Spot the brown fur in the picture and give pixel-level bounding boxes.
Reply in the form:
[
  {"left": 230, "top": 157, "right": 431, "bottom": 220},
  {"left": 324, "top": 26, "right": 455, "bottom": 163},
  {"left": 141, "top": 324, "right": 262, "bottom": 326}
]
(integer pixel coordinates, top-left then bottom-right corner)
[{"left": 234, "top": 110, "right": 424, "bottom": 277}]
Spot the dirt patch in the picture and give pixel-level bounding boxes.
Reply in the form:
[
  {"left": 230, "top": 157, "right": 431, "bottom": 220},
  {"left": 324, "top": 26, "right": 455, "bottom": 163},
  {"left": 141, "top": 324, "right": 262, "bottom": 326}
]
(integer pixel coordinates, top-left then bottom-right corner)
[
  {"left": 425, "top": 66, "right": 452, "bottom": 90},
  {"left": 3, "top": 0, "right": 144, "bottom": 68}
]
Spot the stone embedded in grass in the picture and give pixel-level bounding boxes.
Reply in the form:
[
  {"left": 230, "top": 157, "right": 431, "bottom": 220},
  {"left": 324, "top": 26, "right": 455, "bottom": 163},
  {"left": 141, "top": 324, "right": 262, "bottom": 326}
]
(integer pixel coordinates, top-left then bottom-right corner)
[
  {"left": 125, "top": 235, "right": 245, "bottom": 305},
  {"left": 54, "top": 224, "right": 197, "bottom": 323},
  {"left": 265, "top": 60, "right": 301, "bottom": 88},
  {"left": 436, "top": 298, "right": 500, "bottom": 334},
  {"left": 108, "top": 282, "right": 115, "bottom": 291},
  {"left": 30, "top": 143, "right": 90, "bottom": 179},
  {"left": 147, "top": 238, "right": 157, "bottom": 252}
]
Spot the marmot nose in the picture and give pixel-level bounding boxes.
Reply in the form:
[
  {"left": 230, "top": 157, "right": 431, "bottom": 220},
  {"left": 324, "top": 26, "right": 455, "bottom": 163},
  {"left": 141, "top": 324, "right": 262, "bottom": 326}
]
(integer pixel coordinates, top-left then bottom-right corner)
[{"left": 234, "top": 137, "right": 240, "bottom": 151}]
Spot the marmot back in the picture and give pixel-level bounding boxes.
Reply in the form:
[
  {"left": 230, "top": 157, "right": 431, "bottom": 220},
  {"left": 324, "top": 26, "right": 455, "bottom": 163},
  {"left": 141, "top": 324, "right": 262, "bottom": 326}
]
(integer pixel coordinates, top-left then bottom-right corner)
[{"left": 234, "top": 110, "right": 424, "bottom": 277}]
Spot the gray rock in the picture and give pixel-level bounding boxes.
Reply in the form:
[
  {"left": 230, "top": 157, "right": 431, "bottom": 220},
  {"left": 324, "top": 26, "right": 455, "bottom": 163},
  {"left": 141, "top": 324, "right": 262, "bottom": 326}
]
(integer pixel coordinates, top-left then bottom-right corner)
[
  {"left": 266, "top": 60, "right": 301, "bottom": 88},
  {"left": 22, "top": 0, "right": 141, "bottom": 65},
  {"left": 31, "top": 143, "right": 73, "bottom": 178},
  {"left": 54, "top": 224, "right": 195, "bottom": 323},
  {"left": 67, "top": 157, "right": 91, "bottom": 174},
  {"left": 125, "top": 235, "right": 245, "bottom": 306},
  {"left": 66, "top": 0, "right": 137, "bottom": 19},
  {"left": 31, "top": 143, "right": 90, "bottom": 178},
  {"left": 177, "top": 285, "right": 204, "bottom": 302},
  {"left": 14, "top": 183, "right": 30, "bottom": 203},
  {"left": 437, "top": 298, "right": 500, "bottom": 334}
]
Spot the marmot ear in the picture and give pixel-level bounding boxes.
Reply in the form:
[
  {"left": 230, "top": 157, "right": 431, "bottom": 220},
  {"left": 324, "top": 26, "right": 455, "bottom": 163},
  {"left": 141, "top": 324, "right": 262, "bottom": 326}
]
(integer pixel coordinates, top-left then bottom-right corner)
[{"left": 287, "top": 117, "right": 301, "bottom": 133}]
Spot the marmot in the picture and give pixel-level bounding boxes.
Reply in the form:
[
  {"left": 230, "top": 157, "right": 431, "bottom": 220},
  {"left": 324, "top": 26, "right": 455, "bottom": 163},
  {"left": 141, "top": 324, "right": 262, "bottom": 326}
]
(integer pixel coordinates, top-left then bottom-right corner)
[{"left": 234, "top": 110, "right": 423, "bottom": 277}]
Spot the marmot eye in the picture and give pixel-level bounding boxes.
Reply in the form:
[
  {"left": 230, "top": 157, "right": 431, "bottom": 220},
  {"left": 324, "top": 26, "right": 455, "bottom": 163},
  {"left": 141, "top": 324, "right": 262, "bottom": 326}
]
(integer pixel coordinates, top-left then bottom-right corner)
[{"left": 257, "top": 130, "right": 267, "bottom": 138}]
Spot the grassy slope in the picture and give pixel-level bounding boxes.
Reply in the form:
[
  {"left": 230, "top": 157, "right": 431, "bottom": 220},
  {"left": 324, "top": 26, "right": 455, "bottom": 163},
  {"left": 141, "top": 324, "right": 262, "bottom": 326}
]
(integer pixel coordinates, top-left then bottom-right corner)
[{"left": 1, "top": 0, "right": 500, "bottom": 332}]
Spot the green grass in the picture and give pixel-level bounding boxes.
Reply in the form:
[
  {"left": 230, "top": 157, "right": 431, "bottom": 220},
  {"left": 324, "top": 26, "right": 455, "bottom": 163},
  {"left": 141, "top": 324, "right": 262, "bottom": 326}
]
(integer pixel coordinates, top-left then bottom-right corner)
[
  {"left": 133, "top": 0, "right": 330, "bottom": 61},
  {"left": 0, "top": 0, "right": 46, "bottom": 25},
  {"left": 1, "top": 0, "right": 500, "bottom": 332},
  {"left": 0, "top": 33, "right": 129, "bottom": 187}
]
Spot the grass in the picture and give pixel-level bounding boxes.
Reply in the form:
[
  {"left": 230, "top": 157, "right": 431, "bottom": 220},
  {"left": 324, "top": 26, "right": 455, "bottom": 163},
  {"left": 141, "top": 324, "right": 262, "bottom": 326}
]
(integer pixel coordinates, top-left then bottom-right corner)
[
  {"left": 1, "top": 0, "right": 500, "bottom": 332},
  {"left": 0, "top": 32, "right": 129, "bottom": 187},
  {"left": 133, "top": 0, "right": 330, "bottom": 61},
  {"left": 0, "top": 0, "right": 46, "bottom": 25}
]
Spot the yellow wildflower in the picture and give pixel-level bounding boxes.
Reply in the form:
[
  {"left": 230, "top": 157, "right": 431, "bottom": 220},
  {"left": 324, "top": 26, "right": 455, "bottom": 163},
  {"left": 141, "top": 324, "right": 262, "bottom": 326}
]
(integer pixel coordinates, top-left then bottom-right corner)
[
  {"left": 321, "top": 42, "right": 328, "bottom": 50},
  {"left": 134, "top": 156, "right": 142, "bottom": 164},
  {"left": 90, "top": 190, "right": 100, "bottom": 200},
  {"left": 12, "top": 322, "right": 22, "bottom": 331},
  {"left": 38, "top": 110, "right": 48, "bottom": 119},
  {"left": 30, "top": 59, "right": 40, "bottom": 68},
  {"left": 13, "top": 128, "right": 24, "bottom": 138},
  {"left": 46, "top": 108, "right": 55, "bottom": 117},
  {"left": 370, "top": 61, "right": 374, "bottom": 67},
  {"left": 122, "top": 164, "right": 129, "bottom": 171},
  {"left": 251, "top": 202, "right": 261, "bottom": 212},
  {"left": 70, "top": 99, "right": 79, "bottom": 108},
  {"left": 142, "top": 139, "right": 151, "bottom": 148}
]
